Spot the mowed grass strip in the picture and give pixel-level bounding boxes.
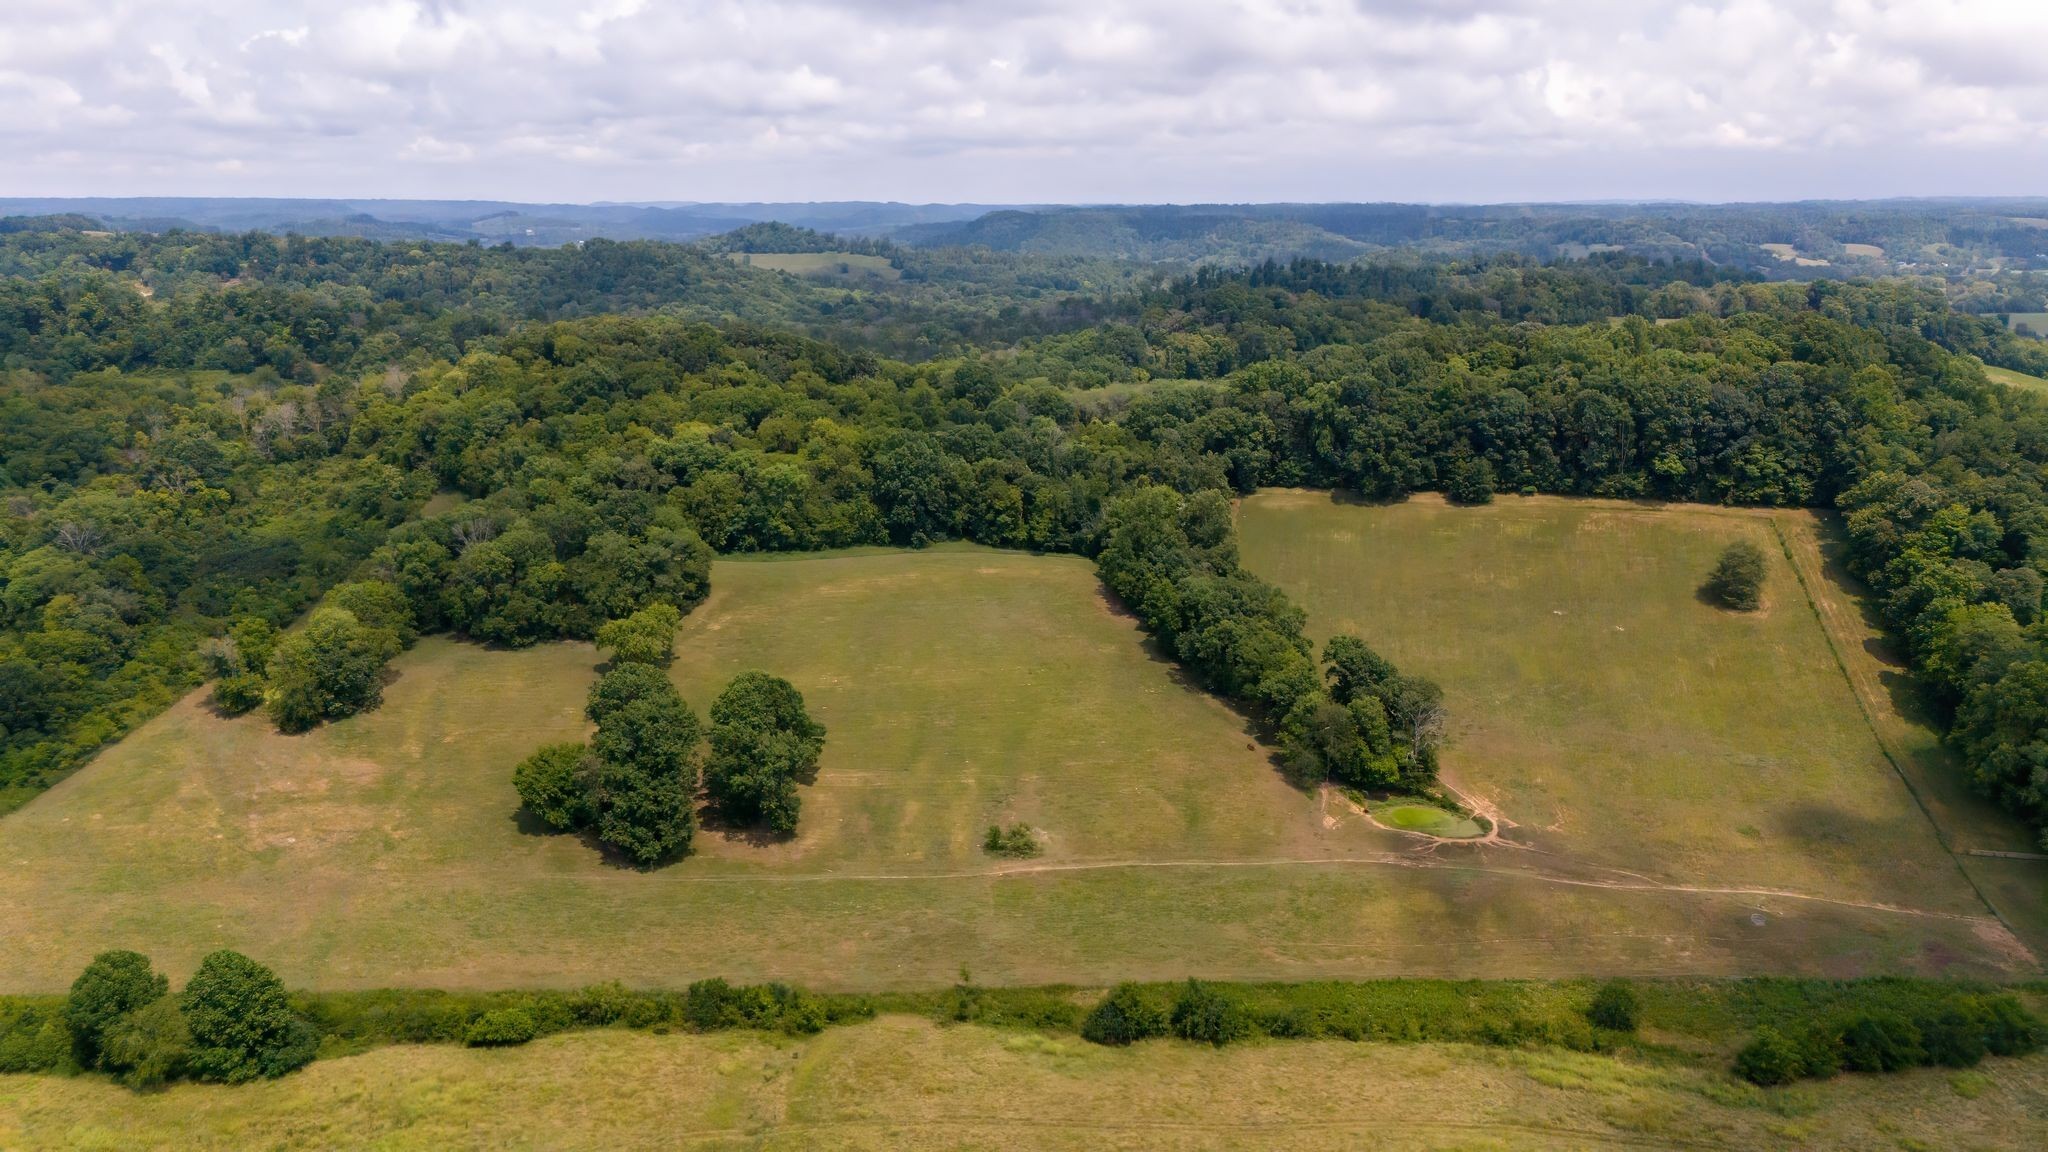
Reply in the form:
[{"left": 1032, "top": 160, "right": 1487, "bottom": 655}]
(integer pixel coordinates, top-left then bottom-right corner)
[
  {"left": 6, "top": 1017, "right": 2046, "bottom": 1151},
  {"left": 1236, "top": 491, "right": 1983, "bottom": 919},
  {"left": 0, "top": 545, "right": 2023, "bottom": 992}
]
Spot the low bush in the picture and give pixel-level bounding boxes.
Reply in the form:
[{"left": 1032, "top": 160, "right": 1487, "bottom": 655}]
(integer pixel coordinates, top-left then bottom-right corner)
[
  {"left": 208, "top": 672, "right": 268, "bottom": 716},
  {"left": 1835, "top": 1010, "right": 1925, "bottom": 1073},
  {"left": 1586, "top": 980, "right": 1640, "bottom": 1033},
  {"left": 465, "top": 1008, "right": 538, "bottom": 1047},
  {"left": 1082, "top": 984, "right": 1168, "bottom": 1046},
  {"left": 100, "top": 999, "right": 192, "bottom": 1088},
  {"left": 1170, "top": 980, "right": 1251, "bottom": 1047},
  {"left": 1734, "top": 1027, "right": 1803, "bottom": 1087},
  {"left": 982, "top": 823, "right": 1041, "bottom": 858},
  {"left": 0, "top": 1003, "right": 72, "bottom": 1074}
]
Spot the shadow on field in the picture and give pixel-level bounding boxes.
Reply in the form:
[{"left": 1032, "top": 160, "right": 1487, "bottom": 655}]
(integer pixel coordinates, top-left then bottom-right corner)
[
  {"left": 698, "top": 804, "right": 795, "bottom": 849},
  {"left": 509, "top": 808, "right": 557, "bottom": 838},
  {"left": 1096, "top": 583, "right": 1300, "bottom": 791},
  {"left": 1813, "top": 520, "right": 1945, "bottom": 729},
  {"left": 1772, "top": 800, "right": 1943, "bottom": 896}
]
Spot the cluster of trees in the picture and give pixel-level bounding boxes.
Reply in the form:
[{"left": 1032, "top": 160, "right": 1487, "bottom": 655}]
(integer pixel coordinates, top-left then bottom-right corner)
[
  {"left": 515, "top": 664, "right": 824, "bottom": 863},
  {"left": 515, "top": 665, "right": 701, "bottom": 866},
  {"left": 1734, "top": 994, "right": 2041, "bottom": 1086},
  {"left": 58, "top": 949, "right": 314, "bottom": 1089},
  {"left": 1095, "top": 485, "right": 1442, "bottom": 791}
]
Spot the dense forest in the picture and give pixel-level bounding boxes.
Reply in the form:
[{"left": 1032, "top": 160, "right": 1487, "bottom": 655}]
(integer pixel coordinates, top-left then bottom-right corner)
[{"left": 2, "top": 225, "right": 2046, "bottom": 852}]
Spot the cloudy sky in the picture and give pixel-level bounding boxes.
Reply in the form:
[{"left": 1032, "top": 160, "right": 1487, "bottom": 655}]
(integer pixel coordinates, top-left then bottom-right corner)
[{"left": 2, "top": 0, "right": 2044, "bottom": 204}]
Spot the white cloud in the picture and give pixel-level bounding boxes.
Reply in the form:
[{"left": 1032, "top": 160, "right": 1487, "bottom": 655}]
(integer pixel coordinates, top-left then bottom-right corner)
[{"left": 0, "top": 1, "right": 2042, "bottom": 201}]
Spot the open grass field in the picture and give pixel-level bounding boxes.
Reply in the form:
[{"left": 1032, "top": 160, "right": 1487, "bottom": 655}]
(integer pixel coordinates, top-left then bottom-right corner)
[
  {"left": 1237, "top": 491, "right": 2044, "bottom": 965},
  {"left": 1982, "top": 363, "right": 2048, "bottom": 393},
  {"left": 1, "top": 541, "right": 2033, "bottom": 994},
  {"left": 1759, "top": 243, "right": 1828, "bottom": 267},
  {"left": 5, "top": 1016, "right": 2045, "bottom": 1150},
  {"left": 2004, "top": 313, "right": 2048, "bottom": 340},
  {"left": 728, "top": 251, "right": 901, "bottom": 281}
]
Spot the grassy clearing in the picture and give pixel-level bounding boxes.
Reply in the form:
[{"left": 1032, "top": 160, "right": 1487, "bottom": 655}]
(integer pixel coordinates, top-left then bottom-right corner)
[
  {"left": 2004, "top": 313, "right": 2048, "bottom": 340},
  {"left": 2, "top": 541, "right": 2020, "bottom": 992},
  {"left": 1841, "top": 243, "right": 1885, "bottom": 258},
  {"left": 1982, "top": 363, "right": 2048, "bottom": 393},
  {"left": 1237, "top": 493, "right": 1997, "bottom": 926},
  {"left": 1759, "top": 243, "right": 1828, "bottom": 267},
  {"left": 3, "top": 1016, "right": 2044, "bottom": 1150},
  {"left": 727, "top": 251, "right": 901, "bottom": 281}
]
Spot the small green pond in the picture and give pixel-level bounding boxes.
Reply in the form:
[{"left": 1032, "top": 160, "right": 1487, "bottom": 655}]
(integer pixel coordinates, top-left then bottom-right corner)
[{"left": 1372, "top": 804, "right": 1484, "bottom": 839}]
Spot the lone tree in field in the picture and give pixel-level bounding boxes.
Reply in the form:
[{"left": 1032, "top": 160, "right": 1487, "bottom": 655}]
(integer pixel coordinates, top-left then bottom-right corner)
[
  {"left": 1703, "top": 541, "right": 1767, "bottom": 611},
  {"left": 705, "top": 672, "right": 826, "bottom": 834}
]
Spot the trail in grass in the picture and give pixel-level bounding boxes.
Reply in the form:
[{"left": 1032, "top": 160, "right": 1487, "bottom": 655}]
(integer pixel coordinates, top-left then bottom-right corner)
[{"left": 411, "top": 849, "right": 2010, "bottom": 929}]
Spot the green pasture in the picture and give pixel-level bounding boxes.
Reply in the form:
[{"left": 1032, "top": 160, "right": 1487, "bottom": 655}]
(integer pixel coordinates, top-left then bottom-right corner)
[
  {"left": 0, "top": 537, "right": 2030, "bottom": 994},
  {"left": 1236, "top": 492, "right": 2002, "bottom": 926}
]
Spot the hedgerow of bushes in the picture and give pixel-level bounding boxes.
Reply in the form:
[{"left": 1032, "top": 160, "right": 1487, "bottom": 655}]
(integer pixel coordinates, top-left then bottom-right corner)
[{"left": 4, "top": 971, "right": 2038, "bottom": 1092}]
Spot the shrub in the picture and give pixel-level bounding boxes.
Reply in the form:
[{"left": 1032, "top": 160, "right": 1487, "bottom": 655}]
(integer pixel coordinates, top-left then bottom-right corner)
[
  {"left": 1702, "top": 541, "right": 1767, "bottom": 611},
  {"left": 1586, "top": 980, "right": 1640, "bottom": 1033},
  {"left": 99, "top": 999, "right": 191, "bottom": 1089},
  {"left": 1835, "top": 1010, "right": 1925, "bottom": 1073},
  {"left": 568, "top": 981, "right": 636, "bottom": 1027},
  {"left": 64, "top": 950, "right": 168, "bottom": 1069},
  {"left": 0, "top": 1009, "right": 72, "bottom": 1074},
  {"left": 982, "top": 823, "right": 1041, "bottom": 858},
  {"left": 465, "top": 1008, "right": 538, "bottom": 1047},
  {"left": 778, "top": 992, "right": 827, "bottom": 1035},
  {"left": 513, "top": 742, "right": 592, "bottom": 831},
  {"left": 683, "top": 978, "right": 746, "bottom": 1031},
  {"left": 1082, "top": 984, "right": 1168, "bottom": 1046},
  {"left": 1734, "top": 1026, "right": 1803, "bottom": 1086},
  {"left": 1981, "top": 995, "right": 2042, "bottom": 1057},
  {"left": 179, "top": 951, "right": 317, "bottom": 1083},
  {"left": 208, "top": 672, "right": 267, "bottom": 716},
  {"left": 1170, "top": 980, "right": 1251, "bottom": 1047},
  {"left": 1917, "top": 1004, "right": 1988, "bottom": 1068}
]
